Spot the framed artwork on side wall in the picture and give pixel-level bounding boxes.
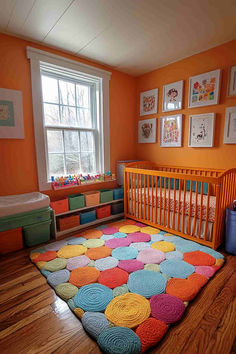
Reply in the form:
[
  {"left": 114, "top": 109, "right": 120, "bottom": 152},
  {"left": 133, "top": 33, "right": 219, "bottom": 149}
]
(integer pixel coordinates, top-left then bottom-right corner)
[
  {"left": 162, "top": 80, "right": 183, "bottom": 112},
  {"left": 160, "top": 114, "right": 182, "bottom": 147},
  {"left": 0, "top": 88, "right": 24, "bottom": 139},
  {"left": 224, "top": 107, "right": 236, "bottom": 144},
  {"left": 138, "top": 118, "right": 156, "bottom": 143},
  {"left": 228, "top": 66, "right": 236, "bottom": 96},
  {"left": 188, "top": 69, "right": 221, "bottom": 108},
  {"left": 140, "top": 88, "right": 158, "bottom": 116},
  {"left": 188, "top": 113, "right": 215, "bottom": 147}
]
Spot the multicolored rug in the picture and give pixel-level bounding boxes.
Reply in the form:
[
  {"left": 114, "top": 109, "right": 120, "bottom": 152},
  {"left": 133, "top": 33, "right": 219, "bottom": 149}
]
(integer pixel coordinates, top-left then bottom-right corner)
[{"left": 30, "top": 219, "right": 224, "bottom": 354}]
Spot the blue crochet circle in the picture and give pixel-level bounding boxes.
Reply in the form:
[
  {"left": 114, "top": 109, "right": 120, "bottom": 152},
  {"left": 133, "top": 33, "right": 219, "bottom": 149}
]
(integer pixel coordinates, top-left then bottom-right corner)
[
  {"left": 112, "top": 247, "right": 138, "bottom": 260},
  {"left": 165, "top": 250, "right": 183, "bottom": 261},
  {"left": 114, "top": 232, "right": 127, "bottom": 238},
  {"left": 127, "top": 270, "right": 167, "bottom": 298},
  {"left": 199, "top": 245, "right": 224, "bottom": 259},
  {"left": 151, "top": 234, "right": 164, "bottom": 242},
  {"left": 175, "top": 241, "right": 202, "bottom": 253},
  {"left": 47, "top": 269, "right": 70, "bottom": 288},
  {"left": 82, "top": 312, "right": 110, "bottom": 339},
  {"left": 74, "top": 283, "right": 113, "bottom": 312},
  {"left": 160, "top": 260, "right": 194, "bottom": 279},
  {"left": 67, "top": 237, "right": 86, "bottom": 245},
  {"left": 98, "top": 327, "right": 141, "bottom": 354},
  {"left": 41, "top": 269, "right": 51, "bottom": 278},
  {"left": 101, "top": 234, "right": 115, "bottom": 241}
]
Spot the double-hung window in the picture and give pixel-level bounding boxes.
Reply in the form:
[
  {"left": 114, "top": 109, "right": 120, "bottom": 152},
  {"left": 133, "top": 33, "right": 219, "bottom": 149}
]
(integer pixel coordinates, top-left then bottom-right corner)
[{"left": 27, "top": 47, "right": 111, "bottom": 191}]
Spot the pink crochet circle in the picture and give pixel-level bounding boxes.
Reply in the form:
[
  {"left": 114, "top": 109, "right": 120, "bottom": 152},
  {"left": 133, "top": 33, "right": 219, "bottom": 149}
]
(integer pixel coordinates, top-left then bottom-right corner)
[
  {"left": 195, "top": 266, "right": 216, "bottom": 278},
  {"left": 105, "top": 238, "right": 131, "bottom": 249},
  {"left": 66, "top": 255, "right": 90, "bottom": 271},
  {"left": 150, "top": 294, "right": 185, "bottom": 324},
  {"left": 127, "top": 232, "right": 151, "bottom": 243},
  {"left": 103, "top": 227, "right": 119, "bottom": 235},
  {"left": 135, "top": 222, "right": 146, "bottom": 228},
  {"left": 137, "top": 248, "right": 166, "bottom": 264},
  {"left": 118, "top": 259, "right": 144, "bottom": 273}
]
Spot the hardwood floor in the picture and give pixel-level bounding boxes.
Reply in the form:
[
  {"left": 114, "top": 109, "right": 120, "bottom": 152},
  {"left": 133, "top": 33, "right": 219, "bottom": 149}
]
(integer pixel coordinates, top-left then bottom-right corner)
[{"left": 0, "top": 245, "right": 235, "bottom": 354}]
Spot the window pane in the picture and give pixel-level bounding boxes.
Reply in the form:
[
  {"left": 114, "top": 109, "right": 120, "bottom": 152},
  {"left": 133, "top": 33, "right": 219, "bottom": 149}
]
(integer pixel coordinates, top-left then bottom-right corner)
[
  {"left": 60, "top": 106, "right": 77, "bottom": 126},
  {"left": 42, "top": 76, "right": 58, "bottom": 103},
  {"left": 76, "top": 84, "right": 89, "bottom": 108},
  {"left": 59, "top": 80, "right": 75, "bottom": 106},
  {"left": 65, "top": 153, "right": 80, "bottom": 174},
  {"left": 64, "top": 131, "right": 80, "bottom": 152},
  {"left": 48, "top": 154, "right": 64, "bottom": 176},
  {"left": 77, "top": 108, "right": 92, "bottom": 128},
  {"left": 80, "top": 131, "right": 94, "bottom": 152},
  {"left": 47, "top": 130, "right": 64, "bottom": 153},
  {"left": 81, "top": 152, "right": 95, "bottom": 173},
  {"left": 44, "top": 103, "right": 60, "bottom": 125}
]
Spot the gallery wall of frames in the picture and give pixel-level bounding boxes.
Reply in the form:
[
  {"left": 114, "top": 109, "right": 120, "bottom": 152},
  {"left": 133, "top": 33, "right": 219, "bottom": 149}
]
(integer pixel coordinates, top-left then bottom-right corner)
[{"left": 138, "top": 66, "right": 236, "bottom": 148}]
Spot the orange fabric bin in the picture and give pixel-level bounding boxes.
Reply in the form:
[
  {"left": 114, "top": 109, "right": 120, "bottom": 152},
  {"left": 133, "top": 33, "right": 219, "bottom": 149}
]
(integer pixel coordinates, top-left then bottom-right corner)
[
  {"left": 96, "top": 205, "right": 111, "bottom": 219},
  {"left": 83, "top": 191, "right": 100, "bottom": 207},
  {"left": 0, "top": 227, "right": 23, "bottom": 254},
  {"left": 58, "top": 214, "right": 80, "bottom": 231},
  {"left": 50, "top": 199, "right": 69, "bottom": 214}
]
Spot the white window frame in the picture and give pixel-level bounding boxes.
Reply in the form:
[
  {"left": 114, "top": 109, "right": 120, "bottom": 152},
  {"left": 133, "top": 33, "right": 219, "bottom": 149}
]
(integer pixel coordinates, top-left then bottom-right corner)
[{"left": 27, "top": 46, "right": 111, "bottom": 191}]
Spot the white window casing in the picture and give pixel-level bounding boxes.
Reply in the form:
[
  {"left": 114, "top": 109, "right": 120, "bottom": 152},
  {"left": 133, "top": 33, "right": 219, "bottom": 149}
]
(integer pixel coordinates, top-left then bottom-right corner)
[{"left": 27, "top": 46, "right": 111, "bottom": 191}]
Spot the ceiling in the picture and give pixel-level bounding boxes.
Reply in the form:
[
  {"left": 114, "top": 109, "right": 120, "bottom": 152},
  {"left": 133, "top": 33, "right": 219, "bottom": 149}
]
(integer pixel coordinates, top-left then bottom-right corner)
[{"left": 1, "top": 0, "right": 236, "bottom": 76}]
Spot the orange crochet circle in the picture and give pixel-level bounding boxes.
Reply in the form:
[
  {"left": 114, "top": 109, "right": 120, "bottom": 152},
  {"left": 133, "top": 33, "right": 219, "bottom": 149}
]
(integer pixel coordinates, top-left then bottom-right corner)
[
  {"left": 33, "top": 251, "right": 57, "bottom": 263},
  {"left": 83, "top": 229, "right": 103, "bottom": 239},
  {"left": 184, "top": 251, "right": 215, "bottom": 266},
  {"left": 98, "top": 267, "right": 129, "bottom": 289},
  {"left": 69, "top": 266, "right": 100, "bottom": 287},
  {"left": 188, "top": 273, "right": 208, "bottom": 288},
  {"left": 135, "top": 317, "right": 168, "bottom": 353},
  {"left": 166, "top": 278, "right": 199, "bottom": 301},
  {"left": 85, "top": 246, "right": 112, "bottom": 260}
]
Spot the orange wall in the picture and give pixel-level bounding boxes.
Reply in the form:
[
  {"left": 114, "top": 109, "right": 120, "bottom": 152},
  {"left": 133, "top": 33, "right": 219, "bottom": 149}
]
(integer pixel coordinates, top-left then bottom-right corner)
[
  {"left": 0, "top": 33, "right": 137, "bottom": 198},
  {"left": 136, "top": 40, "right": 236, "bottom": 170}
]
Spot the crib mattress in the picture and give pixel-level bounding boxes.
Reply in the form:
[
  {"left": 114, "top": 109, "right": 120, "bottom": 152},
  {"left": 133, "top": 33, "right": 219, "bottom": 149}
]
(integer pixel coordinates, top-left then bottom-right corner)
[{"left": 129, "top": 188, "right": 216, "bottom": 222}]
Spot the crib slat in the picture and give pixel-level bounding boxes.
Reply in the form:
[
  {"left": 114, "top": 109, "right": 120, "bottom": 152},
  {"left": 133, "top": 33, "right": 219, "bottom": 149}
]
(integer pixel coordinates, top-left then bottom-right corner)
[
  {"left": 147, "top": 176, "right": 150, "bottom": 221},
  {"left": 167, "top": 177, "right": 171, "bottom": 228},
  {"left": 204, "top": 183, "right": 210, "bottom": 241},
  {"left": 151, "top": 176, "right": 154, "bottom": 223},
  {"left": 130, "top": 172, "right": 133, "bottom": 216},
  {"left": 159, "top": 177, "right": 162, "bottom": 225},
  {"left": 172, "top": 179, "right": 177, "bottom": 229},
  {"left": 198, "top": 182, "right": 204, "bottom": 238},
  {"left": 139, "top": 174, "right": 142, "bottom": 219},
  {"left": 127, "top": 172, "right": 130, "bottom": 215},
  {"left": 144, "top": 174, "right": 146, "bottom": 220},
  {"left": 163, "top": 177, "right": 167, "bottom": 227},
  {"left": 181, "top": 180, "right": 187, "bottom": 234},
  {"left": 192, "top": 181, "right": 199, "bottom": 237},
  {"left": 187, "top": 180, "right": 193, "bottom": 235},
  {"left": 177, "top": 180, "right": 182, "bottom": 232},
  {"left": 134, "top": 173, "right": 137, "bottom": 218}
]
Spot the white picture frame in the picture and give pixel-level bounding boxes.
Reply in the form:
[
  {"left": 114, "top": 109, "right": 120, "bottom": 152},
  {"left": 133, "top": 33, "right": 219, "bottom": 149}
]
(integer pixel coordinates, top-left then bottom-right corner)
[
  {"left": 224, "top": 107, "right": 236, "bottom": 144},
  {"left": 140, "top": 88, "right": 158, "bottom": 116},
  {"left": 160, "top": 114, "right": 182, "bottom": 147},
  {"left": 0, "top": 88, "right": 24, "bottom": 139},
  {"left": 188, "top": 113, "right": 215, "bottom": 148},
  {"left": 138, "top": 118, "right": 156, "bottom": 143},
  {"left": 188, "top": 69, "right": 221, "bottom": 108},
  {"left": 228, "top": 66, "right": 236, "bottom": 96},
  {"left": 162, "top": 80, "right": 183, "bottom": 112}
]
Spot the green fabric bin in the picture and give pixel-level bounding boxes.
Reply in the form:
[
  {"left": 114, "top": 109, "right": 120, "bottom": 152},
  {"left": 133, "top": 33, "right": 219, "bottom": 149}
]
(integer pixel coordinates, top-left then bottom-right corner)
[
  {"left": 23, "top": 220, "right": 51, "bottom": 247},
  {"left": 0, "top": 207, "right": 51, "bottom": 232},
  {"left": 68, "top": 194, "right": 85, "bottom": 210},
  {"left": 100, "top": 189, "right": 113, "bottom": 203}
]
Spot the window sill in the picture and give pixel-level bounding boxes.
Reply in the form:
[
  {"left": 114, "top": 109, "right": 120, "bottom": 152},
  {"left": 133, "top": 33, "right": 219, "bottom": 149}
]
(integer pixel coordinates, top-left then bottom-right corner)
[{"left": 51, "top": 178, "right": 117, "bottom": 191}]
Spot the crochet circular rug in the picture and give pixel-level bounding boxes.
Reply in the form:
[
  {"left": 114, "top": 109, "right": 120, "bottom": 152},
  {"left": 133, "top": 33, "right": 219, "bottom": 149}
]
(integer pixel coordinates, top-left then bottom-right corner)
[{"left": 31, "top": 220, "right": 224, "bottom": 354}]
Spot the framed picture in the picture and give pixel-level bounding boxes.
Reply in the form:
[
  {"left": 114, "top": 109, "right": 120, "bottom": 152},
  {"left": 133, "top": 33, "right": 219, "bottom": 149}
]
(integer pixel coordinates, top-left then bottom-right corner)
[
  {"left": 162, "top": 80, "right": 183, "bottom": 112},
  {"left": 138, "top": 118, "right": 156, "bottom": 143},
  {"left": 0, "top": 88, "right": 24, "bottom": 139},
  {"left": 188, "top": 113, "right": 215, "bottom": 147},
  {"left": 140, "top": 88, "right": 158, "bottom": 116},
  {"left": 188, "top": 69, "right": 221, "bottom": 108},
  {"left": 228, "top": 66, "right": 236, "bottom": 96},
  {"left": 160, "top": 114, "right": 182, "bottom": 147},
  {"left": 224, "top": 107, "right": 236, "bottom": 144}
]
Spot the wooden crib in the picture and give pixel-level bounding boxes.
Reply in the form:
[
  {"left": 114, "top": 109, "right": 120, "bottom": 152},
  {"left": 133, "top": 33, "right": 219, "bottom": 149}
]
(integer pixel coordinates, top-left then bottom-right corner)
[{"left": 124, "top": 161, "right": 236, "bottom": 249}]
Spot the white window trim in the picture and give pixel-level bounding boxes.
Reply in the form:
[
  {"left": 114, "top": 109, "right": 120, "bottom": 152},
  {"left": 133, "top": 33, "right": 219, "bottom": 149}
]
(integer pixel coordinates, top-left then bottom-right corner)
[{"left": 27, "top": 46, "right": 111, "bottom": 191}]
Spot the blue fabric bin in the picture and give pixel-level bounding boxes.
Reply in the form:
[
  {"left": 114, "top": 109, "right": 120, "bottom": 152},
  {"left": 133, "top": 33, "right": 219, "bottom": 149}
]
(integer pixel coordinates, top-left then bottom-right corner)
[
  {"left": 225, "top": 207, "right": 236, "bottom": 255},
  {"left": 80, "top": 210, "right": 96, "bottom": 225},
  {"left": 113, "top": 187, "right": 124, "bottom": 200}
]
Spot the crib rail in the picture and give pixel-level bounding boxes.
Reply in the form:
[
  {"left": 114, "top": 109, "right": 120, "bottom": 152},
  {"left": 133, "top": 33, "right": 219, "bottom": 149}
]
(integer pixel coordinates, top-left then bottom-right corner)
[{"left": 124, "top": 162, "right": 236, "bottom": 249}]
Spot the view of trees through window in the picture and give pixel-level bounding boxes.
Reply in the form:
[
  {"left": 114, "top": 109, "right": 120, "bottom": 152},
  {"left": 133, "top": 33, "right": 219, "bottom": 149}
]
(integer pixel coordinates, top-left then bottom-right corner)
[{"left": 41, "top": 74, "right": 97, "bottom": 179}]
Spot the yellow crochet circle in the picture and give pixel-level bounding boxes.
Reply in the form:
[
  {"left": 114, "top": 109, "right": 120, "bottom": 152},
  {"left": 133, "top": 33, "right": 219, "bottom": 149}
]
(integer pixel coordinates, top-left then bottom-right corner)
[
  {"left": 57, "top": 245, "right": 87, "bottom": 258},
  {"left": 83, "top": 239, "right": 105, "bottom": 249},
  {"left": 36, "top": 261, "right": 47, "bottom": 269},
  {"left": 215, "top": 258, "right": 224, "bottom": 267},
  {"left": 30, "top": 252, "right": 40, "bottom": 261},
  {"left": 74, "top": 307, "right": 85, "bottom": 319},
  {"left": 151, "top": 241, "right": 175, "bottom": 252},
  {"left": 164, "top": 233, "right": 173, "bottom": 237},
  {"left": 141, "top": 226, "right": 161, "bottom": 235},
  {"left": 144, "top": 264, "right": 160, "bottom": 272},
  {"left": 105, "top": 293, "right": 151, "bottom": 328},
  {"left": 119, "top": 225, "right": 140, "bottom": 233}
]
